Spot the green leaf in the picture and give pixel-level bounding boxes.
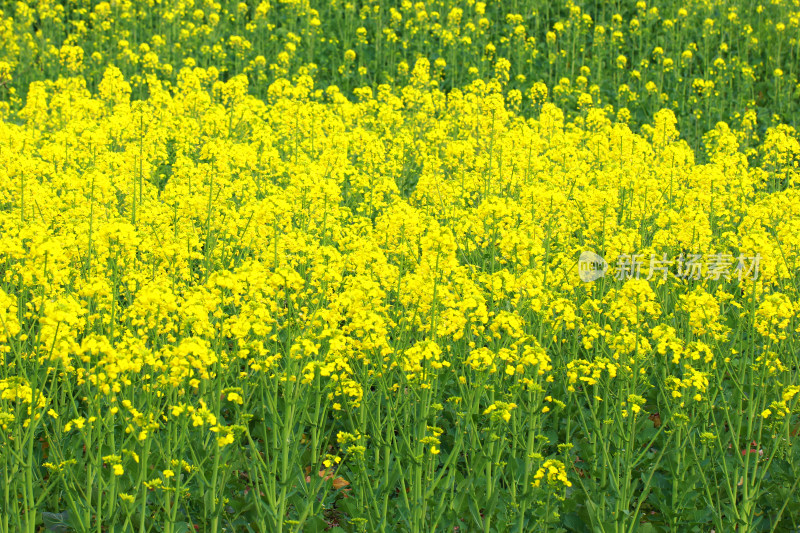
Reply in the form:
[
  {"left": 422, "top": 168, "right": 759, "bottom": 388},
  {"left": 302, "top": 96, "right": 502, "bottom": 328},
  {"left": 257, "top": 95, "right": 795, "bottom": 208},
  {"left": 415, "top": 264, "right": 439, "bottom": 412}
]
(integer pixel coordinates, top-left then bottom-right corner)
[
  {"left": 301, "top": 516, "right": 329, "bottom": 533},
  {"left": 172, "top": 523, "right": 193, "bottom": 533},
  {"left": 42, "top": 511, "right": 72, "bottom": 532},
  {"left": 467, "top": 497, "right": 483, "bottom": 529},
  {"left": 337, "top": 497, "right": 361, "bottom": 517},
  {"left": 637, "top": 523, "right": 659, "bottom": 533},
  {"left": 563, "top": 512, "right": 591, "bottom": 533}
]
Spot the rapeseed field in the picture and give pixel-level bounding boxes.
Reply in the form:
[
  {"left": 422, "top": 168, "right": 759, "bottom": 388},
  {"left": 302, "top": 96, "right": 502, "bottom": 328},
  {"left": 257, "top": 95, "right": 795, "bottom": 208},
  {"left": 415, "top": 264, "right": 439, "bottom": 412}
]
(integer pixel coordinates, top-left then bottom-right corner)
[{"left": 0, "top": 1, "right": 799, "bottom": 531}]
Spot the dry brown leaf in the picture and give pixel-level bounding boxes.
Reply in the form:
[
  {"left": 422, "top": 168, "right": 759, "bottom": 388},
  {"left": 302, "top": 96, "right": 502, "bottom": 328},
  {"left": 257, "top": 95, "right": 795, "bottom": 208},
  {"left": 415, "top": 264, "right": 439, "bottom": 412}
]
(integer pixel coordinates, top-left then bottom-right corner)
[
  {"left": 649, "top": 413, "right": 662, "bottom": 428},
  {"left": 304, "top": 466, "right": 350, "bottom": 491}
]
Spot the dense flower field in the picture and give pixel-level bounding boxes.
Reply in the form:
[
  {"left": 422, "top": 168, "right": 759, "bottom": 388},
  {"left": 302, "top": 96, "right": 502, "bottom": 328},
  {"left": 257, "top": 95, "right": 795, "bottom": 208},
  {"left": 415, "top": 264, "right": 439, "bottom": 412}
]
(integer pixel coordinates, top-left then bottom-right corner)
[{"left": 1, "top": 1, "right": 799, "bottom": 532}]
